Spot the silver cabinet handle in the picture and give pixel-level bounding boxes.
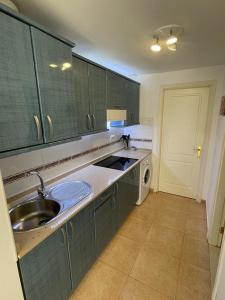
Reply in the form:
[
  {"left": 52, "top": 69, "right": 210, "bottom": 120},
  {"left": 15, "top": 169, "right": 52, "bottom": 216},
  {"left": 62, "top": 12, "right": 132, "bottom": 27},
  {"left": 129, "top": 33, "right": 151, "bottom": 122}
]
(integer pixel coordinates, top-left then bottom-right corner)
[
  {"left": 69, "top": 221, "right": 74, "bottom": 239},
  {"left": 87, "top": 114, "right": 91, "bottom": 130},
  {"left": 46, "top": 115, "right": 53, "bottom": 138},
  {"left": 33, "top": 115, "right": 41, "bottom": 141},
  {"left": 60, "top": 228, "right": 66, "bottom": 245},
  {"left": 91, "top": 114, "right": 96, "bottom": 130}
]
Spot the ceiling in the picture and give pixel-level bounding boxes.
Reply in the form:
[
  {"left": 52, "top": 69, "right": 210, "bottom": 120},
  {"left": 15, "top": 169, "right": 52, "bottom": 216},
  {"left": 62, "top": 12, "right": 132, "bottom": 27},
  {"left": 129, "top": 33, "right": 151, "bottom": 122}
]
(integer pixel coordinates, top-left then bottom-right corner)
[{"left": 13, "top": 0, "right": 225, "bottom": 77}]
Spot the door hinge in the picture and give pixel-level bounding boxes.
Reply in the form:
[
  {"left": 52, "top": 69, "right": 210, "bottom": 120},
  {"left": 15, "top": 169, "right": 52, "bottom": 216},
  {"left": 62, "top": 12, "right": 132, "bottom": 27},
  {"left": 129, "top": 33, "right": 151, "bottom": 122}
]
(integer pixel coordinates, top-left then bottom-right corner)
[{"left": 220, "top": 226, "right": 224, "bottom": 234}]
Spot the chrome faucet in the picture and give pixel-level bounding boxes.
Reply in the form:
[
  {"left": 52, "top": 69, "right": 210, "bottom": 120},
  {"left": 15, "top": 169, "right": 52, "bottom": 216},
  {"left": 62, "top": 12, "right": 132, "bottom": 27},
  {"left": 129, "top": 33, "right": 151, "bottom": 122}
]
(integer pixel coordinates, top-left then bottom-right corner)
[{"left": 29, "top": 171, "right": 47, "bottom": 198}]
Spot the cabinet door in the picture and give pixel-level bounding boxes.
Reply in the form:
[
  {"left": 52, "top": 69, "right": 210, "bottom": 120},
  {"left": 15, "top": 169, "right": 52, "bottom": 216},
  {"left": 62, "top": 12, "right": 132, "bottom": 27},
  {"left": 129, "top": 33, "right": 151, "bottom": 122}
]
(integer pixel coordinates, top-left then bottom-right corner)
[
  {"left": 126, "top": 81, "right": 140, "bottom": 126},
  {"left": 19, "top": 226, "right": 71, "bottom": 300},
  {"left": 67, "top": 202, "right": 95, "bottom": 289},
  {"left": 116, "top": 165, "right": 140, "bottom": 228},
  {"left": 73, "top": 56, "right": 91, "bottom": 135},
  {"left": 95, "top": 187, "right": 115, "bottom": 257},
  {"left": 107, "top": 71, "right": 126, "bottom": 109},
  {"left": 31, "top": 28, "right": 78, "bottom": 143},
  {"left": 89, "top": 64, "right": 107, "bottom": 132},
  {"left": 0, "top": 13, "right": 43, "bottom": 153}
]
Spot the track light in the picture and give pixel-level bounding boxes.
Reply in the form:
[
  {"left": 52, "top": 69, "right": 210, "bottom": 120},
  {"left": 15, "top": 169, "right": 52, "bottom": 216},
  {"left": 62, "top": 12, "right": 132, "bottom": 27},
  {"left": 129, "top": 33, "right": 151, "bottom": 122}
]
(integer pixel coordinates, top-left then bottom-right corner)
[
  {"left": 151, "top": 38, "right": 161, "bottom": 52},
  {"left": 166, "top": 30, "right": 178, "bottom": 45}
]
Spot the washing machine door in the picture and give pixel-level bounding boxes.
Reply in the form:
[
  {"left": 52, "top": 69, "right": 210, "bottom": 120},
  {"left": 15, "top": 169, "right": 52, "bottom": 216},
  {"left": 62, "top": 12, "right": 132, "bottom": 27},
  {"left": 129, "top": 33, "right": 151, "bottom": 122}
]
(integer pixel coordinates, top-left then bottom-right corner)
[{"left": 143, "top": 166, "right": 151, "bottom": 186}]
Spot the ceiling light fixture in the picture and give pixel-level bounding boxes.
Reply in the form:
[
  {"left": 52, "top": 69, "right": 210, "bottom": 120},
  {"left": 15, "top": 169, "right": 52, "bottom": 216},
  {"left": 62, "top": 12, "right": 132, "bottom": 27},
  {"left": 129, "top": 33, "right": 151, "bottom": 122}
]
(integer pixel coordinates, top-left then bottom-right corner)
[
  {"left": 167, "top": 43, "right": 177, "bottom": 51},
  {"left": 151, "top": 24, "right": 183, "bottom": 53},
  {"left": 151, "top": 38, "right": 161, "bottom": 52},
  {"left": 166, "top": 29, "right": 178, "bottom": 45}
]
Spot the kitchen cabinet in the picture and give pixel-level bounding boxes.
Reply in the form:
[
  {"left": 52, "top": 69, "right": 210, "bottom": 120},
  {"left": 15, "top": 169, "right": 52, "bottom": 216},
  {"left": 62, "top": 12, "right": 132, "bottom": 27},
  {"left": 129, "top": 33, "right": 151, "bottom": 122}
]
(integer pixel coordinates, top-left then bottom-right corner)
[
  {"left": 73, "top": 56, "right": 90, "bottom": 135},
  {"left": 66, "top": 202, "right": 96, "bottom": 289},
  {"left": 116, "top": 164, "right": 140, "bottom": 229},
  {"left": 107, "top": 70, "right": 140, "bottom": 125},
  {"left": 107, "top": 71, "right": 127, "bottom": 109},
  {"left": 31, "top": 28, "right": 78, "bottom": 143},
  {"left": 95, "top": 185, "right": 117, "bottom": 256},
  {"left": 89, "top": 64, "right": 107, "bottom": 132},
  {"left": 18, "top": 163, "right": 140, "bottom": 299},
  {"left": 19, "top": 225, "right": 71, "bottom": 300},
  {"left": 0, "top": 12, "right": 43, "bottom": 153},
  {"left": 126, "top": 81, "right": 140, "bottom": 126},
  {"left": 73, "top": 56, "right": 107, "bottom": 135}
]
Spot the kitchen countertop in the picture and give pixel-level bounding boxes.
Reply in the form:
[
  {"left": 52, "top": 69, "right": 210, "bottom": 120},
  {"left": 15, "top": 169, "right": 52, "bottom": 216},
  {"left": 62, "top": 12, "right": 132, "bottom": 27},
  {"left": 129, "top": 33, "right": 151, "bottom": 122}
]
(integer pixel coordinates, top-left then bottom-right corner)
[{"left": 13, "top": 148, "right": 151, "bottom": 258}]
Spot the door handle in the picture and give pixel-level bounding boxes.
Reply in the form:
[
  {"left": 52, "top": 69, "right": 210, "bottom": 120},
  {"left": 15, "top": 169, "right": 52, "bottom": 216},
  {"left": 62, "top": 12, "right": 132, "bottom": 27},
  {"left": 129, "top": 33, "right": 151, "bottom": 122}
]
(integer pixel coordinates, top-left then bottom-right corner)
[
  {"left": 87, "top": 114, "right": 91, "bottom": 130},
  {"left": 193, "top": 146, "right": 202, "bottom": 158},
  {"left": 46, "top": 115, "right": 53, "bottom": 138},
  {"left": 33, "top": 115, "right": 41, "bottom": 141},
  {"left": 91, "top": 114, "right": 96, "bottom": 130},
  {"left": 68, "top": 221, "right": 74, "bottom": 240},
  {"left": 60, "top": 228, "right": 66, "bottom": 245}
]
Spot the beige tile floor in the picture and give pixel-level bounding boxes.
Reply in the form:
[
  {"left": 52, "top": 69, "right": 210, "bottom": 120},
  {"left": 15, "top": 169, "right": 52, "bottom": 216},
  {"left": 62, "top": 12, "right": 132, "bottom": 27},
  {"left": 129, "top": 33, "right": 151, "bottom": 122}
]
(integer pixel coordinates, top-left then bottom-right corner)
[{"left": 70, "top": 192, "right": 211, "bottom": 300}]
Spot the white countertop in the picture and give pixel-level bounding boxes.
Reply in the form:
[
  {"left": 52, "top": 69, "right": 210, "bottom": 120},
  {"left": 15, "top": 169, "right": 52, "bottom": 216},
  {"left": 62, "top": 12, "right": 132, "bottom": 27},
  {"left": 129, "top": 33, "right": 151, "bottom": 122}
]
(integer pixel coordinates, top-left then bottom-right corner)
[{"left": 13, "top": 148, "right": 151, "bottom": 258}]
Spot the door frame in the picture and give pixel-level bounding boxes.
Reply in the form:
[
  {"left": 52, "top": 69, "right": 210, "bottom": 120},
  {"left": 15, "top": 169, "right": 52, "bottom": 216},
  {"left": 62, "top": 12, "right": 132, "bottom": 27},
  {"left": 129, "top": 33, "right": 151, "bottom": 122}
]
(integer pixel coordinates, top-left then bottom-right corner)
[
  {"left": 208, "top": 135, "right": 225, "bottom": 246},
  {"left": 154, "top": 80, "right": 216, "bottom": 202}
]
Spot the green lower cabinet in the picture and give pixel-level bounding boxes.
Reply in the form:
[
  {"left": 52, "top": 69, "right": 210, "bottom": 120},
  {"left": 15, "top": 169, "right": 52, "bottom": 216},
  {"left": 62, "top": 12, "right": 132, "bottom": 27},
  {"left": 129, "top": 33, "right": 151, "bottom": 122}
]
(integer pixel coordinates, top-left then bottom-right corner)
[
  {"left": 116, "top": 165, "right": 140, "bottom": 229},
  {"left": 19, "top": 225, "right": 71, "bottom": 300},
  {"left": 66, "top": 202, "right": 96, "bottom": 289},
  {"left": 18, "top": 164, "right": 140, "bottom": 299},
  {"left": 94, "top": 185, "right": 116, "bottom": 257}
]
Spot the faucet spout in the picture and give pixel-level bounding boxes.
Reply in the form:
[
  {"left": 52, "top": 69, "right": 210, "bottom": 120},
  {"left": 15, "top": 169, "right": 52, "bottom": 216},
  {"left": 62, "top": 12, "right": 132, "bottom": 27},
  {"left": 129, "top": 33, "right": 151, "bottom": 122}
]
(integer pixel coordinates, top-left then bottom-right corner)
[{"left": 29, "top": 171, "right": 47, "bottom": 198}]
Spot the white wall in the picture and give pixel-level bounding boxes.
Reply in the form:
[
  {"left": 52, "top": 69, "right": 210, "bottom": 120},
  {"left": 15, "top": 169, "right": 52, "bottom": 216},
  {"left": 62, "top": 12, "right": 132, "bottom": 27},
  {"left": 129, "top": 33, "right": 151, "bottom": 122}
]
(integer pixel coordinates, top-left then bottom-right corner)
[
  {"left": 213, "top": 234, "right": 225, "bottom": 299},
  {"left": 0, "top": 172, "right": 24, "bottom": 300},
  {"left": 137, "top": 65, "right": 225, "bottom": 228}
]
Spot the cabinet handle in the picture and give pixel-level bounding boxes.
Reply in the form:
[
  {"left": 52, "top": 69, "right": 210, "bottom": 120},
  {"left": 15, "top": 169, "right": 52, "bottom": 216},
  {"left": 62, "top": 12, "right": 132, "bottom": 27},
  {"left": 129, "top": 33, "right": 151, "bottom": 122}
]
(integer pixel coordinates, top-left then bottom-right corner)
[
  {"left": 60, "top": 228, "right": 66, "bottom": 244},
  {"left": 69, "top": 221, "right": 74, "bottom": 239},
  {"left": 47, "top": 115, "right": 53, "bottom": 138},
  {"left": 33, "top": 115, "right": 41, "bottom": 141},
  {"left": 87, "top": 114, "right": 91, "bottom": 130},
  {"left": 91, "top": 114, "right": 96, "bottom": 130}
]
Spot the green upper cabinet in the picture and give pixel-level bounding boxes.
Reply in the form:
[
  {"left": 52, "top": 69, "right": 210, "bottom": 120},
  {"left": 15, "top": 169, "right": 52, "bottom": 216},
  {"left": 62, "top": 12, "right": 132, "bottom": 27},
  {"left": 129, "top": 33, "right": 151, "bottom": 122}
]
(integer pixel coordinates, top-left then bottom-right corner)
[
  {"left": 107, "top": 70, "right": 140, "bottom": 126},
  {"left": 31, "top": 28, "right": 78, "bottom": 143},
  {"left": 126, "top": 81, "right": 140, "bottom": 126},
  {"left": 73, "top": 56, "right": 90, "bottom": 135},
  {"left": 73, "top": 55, "right": 107, "bottom": 135},
  {"left": 89, "top": 64, "right": 107, "bottom": 132},
  {"left": 0, "top": 12, "right": 43, "bottom": 153},
  {"left": 107, "top": 71, "right": 127, "bottom": 109}
]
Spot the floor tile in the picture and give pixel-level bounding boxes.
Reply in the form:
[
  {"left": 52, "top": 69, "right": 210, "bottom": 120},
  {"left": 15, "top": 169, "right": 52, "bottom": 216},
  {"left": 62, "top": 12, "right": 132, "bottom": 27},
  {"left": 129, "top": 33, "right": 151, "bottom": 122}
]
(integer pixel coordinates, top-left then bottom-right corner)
[
  {"left": 176, "top": 263, "right": 211, "bottom": 300},
  {"left": 157, "top": 192, "right": 190, "bottom": 213},
  {"left": 145, "top": 224, "right": 184, "bottom": 258},
  {"left": 99, "top": 234, "right": 141, "bottom": 274},
  {"left": 70, "top": 260, "right": 127, "bottom": 300},
  {"left": 130, "top": 245, "right": 180, "bottom": 299},
  {"left": 154, "top": 207, "right": 188, "bottom": 232},
  {"left": 185, "top": 216, "right": 207, "bottom": 240},
  {"left": 118, "top": 216, "right": 151, "bottom": 243},
  {"left": 182, "top": 236, "right": 210, "bottom": 271},
  {"left": 187, "top": 201, "right": 207, "bottom": 220},
  {"left": 118, "top": 277, "right": 168, "bottom": 300},
  {"left": 130, "top": 203, "right": 156, "bottom": 224}
]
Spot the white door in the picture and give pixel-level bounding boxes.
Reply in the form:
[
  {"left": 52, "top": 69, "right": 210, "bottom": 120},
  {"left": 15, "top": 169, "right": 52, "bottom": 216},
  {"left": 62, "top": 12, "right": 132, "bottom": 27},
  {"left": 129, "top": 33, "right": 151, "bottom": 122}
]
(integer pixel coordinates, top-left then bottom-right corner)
[{"left": 159, "top": 87, "right": 209, "bottom": 198}]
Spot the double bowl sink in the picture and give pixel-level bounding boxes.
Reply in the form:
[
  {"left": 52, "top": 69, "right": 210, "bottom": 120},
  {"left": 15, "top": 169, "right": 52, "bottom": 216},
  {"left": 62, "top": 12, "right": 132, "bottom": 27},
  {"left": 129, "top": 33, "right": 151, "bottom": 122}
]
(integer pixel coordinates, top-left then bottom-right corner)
[{"left": 9, "top": 181, "right": 92, "bottom": 232}]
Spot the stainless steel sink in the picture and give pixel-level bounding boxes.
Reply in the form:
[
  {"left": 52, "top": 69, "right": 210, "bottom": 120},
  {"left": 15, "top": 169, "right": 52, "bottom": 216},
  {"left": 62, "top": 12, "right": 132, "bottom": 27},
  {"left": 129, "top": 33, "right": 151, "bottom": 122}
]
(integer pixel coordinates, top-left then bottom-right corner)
[{"left": 9, "top": 198, "right": 61, "bottom": 232}]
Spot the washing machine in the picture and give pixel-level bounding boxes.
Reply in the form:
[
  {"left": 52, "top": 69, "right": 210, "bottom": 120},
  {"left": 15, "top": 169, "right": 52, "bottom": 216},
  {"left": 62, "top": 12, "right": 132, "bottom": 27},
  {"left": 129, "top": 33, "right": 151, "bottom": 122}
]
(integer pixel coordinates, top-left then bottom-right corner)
[{"left": 136, "top": 153, "right": 152, "bottom": 205}]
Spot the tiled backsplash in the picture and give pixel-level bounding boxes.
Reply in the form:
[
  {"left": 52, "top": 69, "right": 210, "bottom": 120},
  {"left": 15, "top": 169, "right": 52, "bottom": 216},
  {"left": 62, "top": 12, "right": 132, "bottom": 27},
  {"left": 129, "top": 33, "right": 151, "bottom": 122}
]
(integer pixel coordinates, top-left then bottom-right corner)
[{"left": 0, "top": 125, "right": 153, "bottom": 199}]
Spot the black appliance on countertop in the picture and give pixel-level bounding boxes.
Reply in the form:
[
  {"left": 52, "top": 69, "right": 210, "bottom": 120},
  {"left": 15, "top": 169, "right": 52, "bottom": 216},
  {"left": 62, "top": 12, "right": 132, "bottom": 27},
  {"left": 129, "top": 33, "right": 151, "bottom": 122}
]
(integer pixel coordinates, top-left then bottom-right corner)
[{"left": 94, "top": 155, "right": 137, "bottom": 171}]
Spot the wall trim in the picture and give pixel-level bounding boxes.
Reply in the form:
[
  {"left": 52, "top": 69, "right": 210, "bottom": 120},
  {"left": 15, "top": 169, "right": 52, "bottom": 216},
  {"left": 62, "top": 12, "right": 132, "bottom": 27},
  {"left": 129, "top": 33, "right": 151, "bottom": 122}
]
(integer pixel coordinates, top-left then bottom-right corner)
[{"left": 3, "top": 140, "right": 120, "bottom": 185}]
